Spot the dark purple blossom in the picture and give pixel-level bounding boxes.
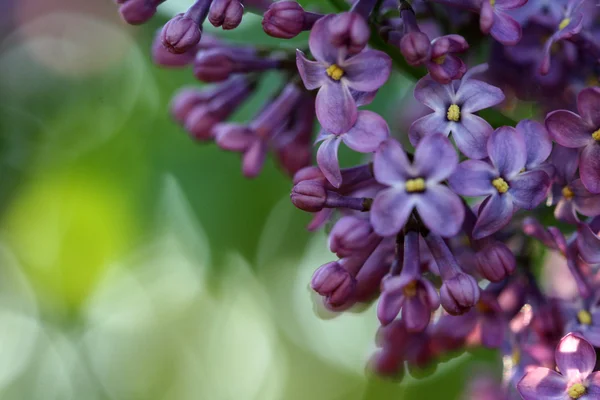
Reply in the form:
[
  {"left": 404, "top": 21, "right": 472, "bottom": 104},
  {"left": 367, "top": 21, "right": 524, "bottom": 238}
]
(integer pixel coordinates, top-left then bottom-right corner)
[
  {"left": 377, "top": 231, "right": 440, "bottom": 331},
  {"left": 370, "top": 134, "right": 464, "bottom": 237},
  {"left": 410, "top": 67, "right": 505, "bottom": 159},
  {"left": 517, "top": 333, "right": 600, "bottom": 400},
  {"left": 479, "top": 0, "right": 527, "bottom": 45},
  {"left": 296, "top": 16, "right": 392, "bottom": 134},
  {"left": 316, "top": 110, "right": 389, "bottom": 188},
  {"left": 449, "top": 126, "right": 551, "bottom": 239},
  {"left": 546, "top": 87, "right": 600, "bottom": 194},
  {"left": 262, "top": 1, "right": 323, "bottom": 39}
]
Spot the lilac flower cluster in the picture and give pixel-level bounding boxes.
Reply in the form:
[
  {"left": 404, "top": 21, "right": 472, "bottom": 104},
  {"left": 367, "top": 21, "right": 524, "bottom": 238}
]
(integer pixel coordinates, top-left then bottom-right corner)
[{"left": 115, "top": 0, "right": 600, "bottom": 397}]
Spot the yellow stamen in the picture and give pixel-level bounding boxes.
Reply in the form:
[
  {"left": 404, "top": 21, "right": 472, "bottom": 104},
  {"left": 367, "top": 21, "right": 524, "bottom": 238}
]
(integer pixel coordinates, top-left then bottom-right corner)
[
  {"left": 562, "top": 186, "right": 574, "bottom": 200},
  {"left": 559, "top": 18, "right": 571, "bottom": 31},
  {"left": 512, "top": 349, "right": 520, "bottom": 366},
  {"left": 326, "top": 64, "right": 344, "bottom": 81},
  {"left": 568, "top": 383, "right": 586, "bottom": 399},
  {"left": 403, "top": 280, "right": 418, "bottom": 297},
  {"left": 587, "top": 75, "right": 599, "bottom": 87},
  {"left": 578, "top": 309, "right": 592, "bottom": 325},
  {"left": 433, "top": 55, "right": 446, "bottom": 65},
  {"left": 476, "top": 300, "right": 491, "bottom": 313},
  {"left": 592, "top": 129, "right": 600, "bottom": 141},
  {"left": 492, "top": 177, "right": 509, "bottom": 194},
  {"left": 405, "top": 178, "right": 426, "bottom": 193},
  {"left": 489, "top": 0, "right": 496, "bottom": 6},
  {"left": 447, "top": 104, "right": 461, "bottom": 122}
]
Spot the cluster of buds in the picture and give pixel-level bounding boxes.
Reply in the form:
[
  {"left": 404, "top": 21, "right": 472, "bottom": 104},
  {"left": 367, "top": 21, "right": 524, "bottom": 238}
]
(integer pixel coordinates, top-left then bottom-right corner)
[{"left": 115, "top": 0, "right": 600, "bottom": 397}]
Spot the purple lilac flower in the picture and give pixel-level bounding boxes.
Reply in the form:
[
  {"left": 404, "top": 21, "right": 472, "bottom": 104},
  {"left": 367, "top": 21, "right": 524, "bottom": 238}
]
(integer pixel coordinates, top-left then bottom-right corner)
[
  {"left": 478, "top": 0, "right": 527, "bottom": 45},
  {"left": 410, "top": 67, "right": 505, "bottom": 159},
  {"left": 377, "top": 231, "right": 440, "bottom": 331},
  {"left": 449, "top": 126, "right": 551, "bottom": 239},
  {"left": 562, "top": 287, "right": 600, "bottom": 346},
  {"left": 296, "top": 15, "right": 392, "bottom": 134},
  {"left": 546, "top": 87, "right": 600, "bottom": 194},
  {"left": 539, "top": 0, "right": 586, "bottom": 75},
  {"left": 316, "top": 110, "right": 389, "bottom": 188},
  {"left": 576, "top": 223, "right": 600, "bottom": 265},
  {"left": 370, "top": 134, "right": 464, "bottom": 237},
  {"left": 161, "top": 0, "right": 212, "bottom": 54},
  {"left": 208, "top": 0, "right": 243, "bottom": 30},
  {"left": 517, "top": 333, "right": 600, "bottom": 399}
]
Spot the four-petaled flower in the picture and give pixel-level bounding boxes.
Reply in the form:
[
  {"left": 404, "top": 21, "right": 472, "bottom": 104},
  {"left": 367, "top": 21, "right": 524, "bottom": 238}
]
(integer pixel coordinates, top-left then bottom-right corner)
[
  {"left": 449, "top": 126, "right": 551, "bottom": 239},
  {"left": 316, "top": 110, "right": 390, "bottom": 188},
  {"left": 517, "top": 333, "right": 600, "bottom": 400},
  {"left": 410, "top": 67, "right": 505, "bottom": 159},
  {"left": 546, "top": 87, "right": 600, "bottom": 194},
  {"left": 371, "top": 134, "right": 465, "bottom": 237},
  {"left": 296, "top": 15, "right": 392, "bottom": 135},
  {"left": 479, "top": 0, "right": 527, "bottom": 45}
]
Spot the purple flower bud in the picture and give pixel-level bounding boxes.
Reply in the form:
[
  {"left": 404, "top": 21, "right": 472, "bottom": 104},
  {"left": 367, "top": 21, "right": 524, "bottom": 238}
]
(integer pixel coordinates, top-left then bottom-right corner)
[
  {"left": 290, "top": 180, "right": 327, "bottom": 212},
  {"left": 152, "top": 32, "right": 197, "bottom": 67},
  {"left": 439, "top": 273, "right": 480, "bottom": 315},
  {"left": 170, "top": 87, "right": 218, "bottom": 123},
  {"left": 209, "top": 0, "right": 244, "bottom": 30},
  {"left": 328, "top": 12, "right": 370, "bottom": 55},
  {"left": 329, "top": 216, "right": 374, "bottom": 257},
  {"left": 474, "top": 241, "right": 516, "bottom": 282},
  {"left": 185, "top": 106, "right": 221, "bottom": 140},
  {"left": 311, "top": 262, "right": 356, "bottom": 307},
  {"left": 262, "top": 1, "right": 321, "bottom": 39},
  {"left": 242, "top": 140, "right": 268, "bottom": 178},
  {"left": 293, "top": 166, "right": 326, "bottom": 185},
  {"left": 399, "top": 31, "right": 431, "bottom": 66},
  {"left": 161, "top": 0, "right": 211, "bottom": 54},
  {"left": 194, "top": 48, "right": 280, "bottom": 82},
  {"left": 119, "top": 0, "right": 163, "bottom": 25}
]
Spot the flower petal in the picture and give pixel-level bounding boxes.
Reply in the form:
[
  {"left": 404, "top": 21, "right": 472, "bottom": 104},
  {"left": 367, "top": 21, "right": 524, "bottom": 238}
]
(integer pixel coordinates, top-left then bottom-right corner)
[
  {"left": 451, "top": 114, "right": 493, "bottom": 159},
  {"left": 473, "top": 194, "right": 514, "bottom": 239},
  {"left": 426, "top": 55, "right": 466, "bottom": 84},
  {"left": 373, "top": 139, "right": 413, "bottom": 185},
  {"left": 489, "top": 10, "right": 522, "bottom": 45},
  {"left": 448, "top": 160, "right": 496, "bottom": 196},
  {"left": 316, "top": 81, "right": 357, "bottom": 135},
  {"left": 414, "top": 134, "right": 458, "bottom": 182},
  {"left": 572, "top": 179, "right": 600, "bottom": 217},
  {"left": 509, "top": 170, "right": 551, "bottom": 209},
  {"left": 488, "top": 126, "right": 527, "bottom": 178},
  {"left": 316, "top": 136, "right": 342, "bottom": 188},
  {"left": 308, "top": 15, "right": 338, "bottom": 64},
  {"left": 343, "top": 110, "right": 390, "bottom": 153},
  {"left": 456, "top": 79, "right": 505, "bottom": 113},
  {"left": 495, "top": 0, "right": 527, "bottom": 10},
  {"left": 551, "top": 145, "right": 580, "bottom": 184},
  {"left": 416, "top": 185, "right": 465, "bottom": 237},
  {"left": 545, "top": 110, "right": 591, "bottom": 148},
  {"left": 577, "top": 223, "right": 600, "bottom": 264},
  {"left": 408, "top": 112, "right": 449, "bottom": 147},
  {"left": 517, "top": 367, "right": 568, "bottom": 400},
  {"left": 517, "top": 119, "right": 552, "bottom": 169},
  {"left": 342, "top": 50, "right": 392, "bottom": 92},
  {"left": 402, "top": 296, "right": 431, "bottom": 332},
  {"left": 371, "top": 188, "right": 416, "bottom": 236},
  {"left": 414, "top": 75, "right": 454, "bottom": 111},
  {"left": 580, "top": 143, "right": 600, "bottom": 194},
  {"left": 479, "top": 1, "right": 495, "bottom": 34},
  {"left": 296, "top": 50, "right": 326, "bottom": 90},
  {"left": 556, "top": 333, "right": 596, "bottom": 381},
  {"left": 587, "top": 371, "right": 600, "bottom": 395},
  {"left": 577, "top": 87, "right": 600, "bottom": 127}
]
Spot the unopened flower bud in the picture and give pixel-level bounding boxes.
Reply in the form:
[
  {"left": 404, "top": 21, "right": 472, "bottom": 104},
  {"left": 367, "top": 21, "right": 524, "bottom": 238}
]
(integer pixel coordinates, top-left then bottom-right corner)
[
  {"left": 242, "top": 140, "right": 267, "bottom": 178},
  {"left": 161, "top": 13, "right": 203, "bottom": 54},
  {"left": 400, "top": 31, "right": 431, "bottom": 66},
  {"left": 185, "top": 106, "right": 221, "bottom": 140},
  {"left": 170, "top": 88, "right": 209, "bottom": 123},
  {"left": 440, "top": 273, "right": 480, "bottom": 315},
  {"left": 329, "top": 216, "right": 373, "bottom": 257},
  {"left": 213, "top": 124, "right": 254, "bottom": 151},
  {"left": 293, "top": 166, "right": 326, "bottom": 184},
  {"left": 290, "top": 180, "right": 327, "bottom": 212},
  {"left": 209, "top": 0, "right": 244, "bottom": 30},
  {"left": 262, "top": 1, "right": 320, "bottom": 39},
  {"left": 194, "top": 49, "right": 236, "bottom": 82},
  {"left": 475, "top": 241, "right": 516, "bottom": 282},
  {"left": 311, "top": 262, "right": 356, "bottom": 307},
  {"left": 119, "top": 0, "right": 162, "bottom": 25},
  {"left": 328, "top": 12, "right": 370, "bottom": 54}
]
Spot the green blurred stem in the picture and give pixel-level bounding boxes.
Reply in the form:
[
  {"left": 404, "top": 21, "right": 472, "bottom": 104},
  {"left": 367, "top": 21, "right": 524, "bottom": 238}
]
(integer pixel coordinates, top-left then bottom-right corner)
[{"left": 326, "top": 0, "right": 516, "bottom": 127}]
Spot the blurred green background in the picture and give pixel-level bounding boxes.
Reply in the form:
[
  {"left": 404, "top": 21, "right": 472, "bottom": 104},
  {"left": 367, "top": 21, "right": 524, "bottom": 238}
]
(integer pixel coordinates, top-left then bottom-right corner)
[{"left": 0, "top": 0, "right": 499, "bottom": 398}]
